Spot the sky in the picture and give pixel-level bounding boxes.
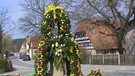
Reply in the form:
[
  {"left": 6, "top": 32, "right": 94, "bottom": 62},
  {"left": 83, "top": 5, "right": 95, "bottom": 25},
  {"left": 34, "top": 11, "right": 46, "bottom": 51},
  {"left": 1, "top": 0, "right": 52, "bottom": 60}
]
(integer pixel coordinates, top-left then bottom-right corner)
[{"left": 0, "top": 0, "right": 28, "bottom": 39}]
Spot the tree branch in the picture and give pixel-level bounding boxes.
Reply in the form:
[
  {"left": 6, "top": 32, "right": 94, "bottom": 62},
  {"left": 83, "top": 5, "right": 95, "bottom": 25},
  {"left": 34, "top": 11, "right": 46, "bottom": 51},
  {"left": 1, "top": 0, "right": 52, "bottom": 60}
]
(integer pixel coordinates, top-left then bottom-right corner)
[
  {"left": 99, "top": 31, "right": 116, "bottom": 36},
  {"left": 87, "top": 0, "right": 110, "bottom": 22},
  {"left": 125, "top": 0, "right": 135, "bottom": 22}
]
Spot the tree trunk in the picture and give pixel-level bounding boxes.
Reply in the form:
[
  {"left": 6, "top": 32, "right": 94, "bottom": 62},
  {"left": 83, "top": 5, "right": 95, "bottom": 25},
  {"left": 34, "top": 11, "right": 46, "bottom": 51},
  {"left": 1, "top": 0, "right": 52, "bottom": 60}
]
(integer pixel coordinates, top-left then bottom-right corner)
[
  {"left": 117, "top": 40, "right": 123, "bottom": 54},
  {"left": 117, "top": 33, "right": 124, "bottom": 54},
  {"left": 0, "top": 25, "right": 2, "bottom": 58}
]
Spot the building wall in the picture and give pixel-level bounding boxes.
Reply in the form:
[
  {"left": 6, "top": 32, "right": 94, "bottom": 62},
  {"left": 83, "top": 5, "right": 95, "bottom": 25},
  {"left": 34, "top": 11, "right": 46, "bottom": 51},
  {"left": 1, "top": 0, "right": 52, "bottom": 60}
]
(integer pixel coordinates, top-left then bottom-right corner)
[
  {"left": 25, "top": 36, "right": 40, "bottom": 59},
  {"left": 29, "top": 49, "right": 32, "bottom": 59},
  {"left": 74, "top": 31, "right": 96, "bottom": 55}
]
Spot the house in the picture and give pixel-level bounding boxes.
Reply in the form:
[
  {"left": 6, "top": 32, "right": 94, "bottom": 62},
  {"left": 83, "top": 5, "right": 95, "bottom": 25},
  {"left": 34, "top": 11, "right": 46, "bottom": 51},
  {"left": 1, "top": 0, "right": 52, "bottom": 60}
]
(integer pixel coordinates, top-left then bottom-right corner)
[
  {"left": 19, "top": 42, "right": 26, "bottom": 54},
  {"left": 25, "top": 36, "right": 40, "bottom": 59},
  {"left": 75, "top": 19, "right": 118, "bottom": 55},
  {"left": 74, "top": 31, "right": 96, "bottom": 55}
]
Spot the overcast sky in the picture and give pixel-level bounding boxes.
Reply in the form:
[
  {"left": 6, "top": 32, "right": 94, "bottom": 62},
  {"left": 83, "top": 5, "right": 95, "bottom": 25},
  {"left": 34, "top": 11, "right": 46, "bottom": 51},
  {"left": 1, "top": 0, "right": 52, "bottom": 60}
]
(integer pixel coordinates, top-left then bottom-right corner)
[{"left": 0, "top": 0, "right": 27, "bottom": 39}]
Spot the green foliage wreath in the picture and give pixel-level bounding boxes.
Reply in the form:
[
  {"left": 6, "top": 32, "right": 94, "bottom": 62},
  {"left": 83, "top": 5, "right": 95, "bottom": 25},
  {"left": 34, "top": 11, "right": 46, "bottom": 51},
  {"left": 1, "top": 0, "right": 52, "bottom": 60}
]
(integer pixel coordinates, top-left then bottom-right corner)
[{"left": 35, "top": 4, "right": 82, "bottom": 76}]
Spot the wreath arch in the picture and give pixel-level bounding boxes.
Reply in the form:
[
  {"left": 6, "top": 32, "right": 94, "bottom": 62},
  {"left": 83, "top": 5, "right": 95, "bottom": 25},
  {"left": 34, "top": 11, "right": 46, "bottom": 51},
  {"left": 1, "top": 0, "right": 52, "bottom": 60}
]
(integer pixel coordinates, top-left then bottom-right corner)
[{"left": 35, "top": 4, "right": 82, "bottom": 76}]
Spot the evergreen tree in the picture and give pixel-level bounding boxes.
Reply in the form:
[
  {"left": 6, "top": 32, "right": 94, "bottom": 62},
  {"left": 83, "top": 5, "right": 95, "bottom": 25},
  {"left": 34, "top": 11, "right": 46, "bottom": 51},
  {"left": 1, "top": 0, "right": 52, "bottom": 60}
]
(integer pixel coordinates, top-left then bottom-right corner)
[{"left": 35, "top": 5, "right": 82, "bottom": 76}]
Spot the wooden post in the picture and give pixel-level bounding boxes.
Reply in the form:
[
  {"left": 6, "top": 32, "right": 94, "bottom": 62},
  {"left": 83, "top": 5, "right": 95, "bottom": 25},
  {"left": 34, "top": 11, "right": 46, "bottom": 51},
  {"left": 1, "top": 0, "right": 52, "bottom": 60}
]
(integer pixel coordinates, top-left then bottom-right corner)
[
  {"left": 102, "top": 54, "right": 105, "bottom": 65},
  {"left": 89, "top": 55, "right": 91, "bottom": 64},
  {"left": 118, "top": 54, "right": 120, "bottom": 65}
]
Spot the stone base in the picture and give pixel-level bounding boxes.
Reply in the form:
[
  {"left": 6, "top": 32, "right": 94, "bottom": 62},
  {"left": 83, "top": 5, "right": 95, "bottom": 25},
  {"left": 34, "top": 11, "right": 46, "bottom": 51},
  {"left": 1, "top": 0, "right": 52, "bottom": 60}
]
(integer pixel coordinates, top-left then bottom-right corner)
[
  {"left": 53, "top": 62, "right": 67, "bottom": 76},
  {"left": 53, "top": 67, "right": 63, "bottom": 76}
]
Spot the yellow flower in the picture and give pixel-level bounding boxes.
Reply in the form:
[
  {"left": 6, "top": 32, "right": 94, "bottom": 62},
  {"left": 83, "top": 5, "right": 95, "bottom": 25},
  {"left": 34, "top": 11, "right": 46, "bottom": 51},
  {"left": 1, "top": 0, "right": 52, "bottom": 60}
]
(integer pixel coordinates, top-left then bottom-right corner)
[
  {"left": 37, "top": 67, "right": 43, "bottom": 73},
  {"left": 38, "top": 53, "right": 43, "bottom": 59},
  {"left": 76, "top": 50, "right": 79, "bottom": 55},
  {"left": 70, "top": 60, "right": 74, "bottom": 64},
  {"left": 42, "top": 21, "right": 46, "bottom": 25},
  {"left": 71, "top": 38, "right": 74, "bottom": 41},
  {"left": 69, "top": 47, "right": 73, "bottom": 53},
  {"left": 59, "top": 49, "right": 62, "bottom": 52},
  {"left": 60, "top": 26, "right": 64, "bottom": 31},
  {"left": 39, "top": 41, "right": 45, "bottom": 46},
  {"left": 77, "top": 64, "right": 80, "bottom": 68},
  {"left": 70, "top": 74, "right": 75, "bottom": 76}
]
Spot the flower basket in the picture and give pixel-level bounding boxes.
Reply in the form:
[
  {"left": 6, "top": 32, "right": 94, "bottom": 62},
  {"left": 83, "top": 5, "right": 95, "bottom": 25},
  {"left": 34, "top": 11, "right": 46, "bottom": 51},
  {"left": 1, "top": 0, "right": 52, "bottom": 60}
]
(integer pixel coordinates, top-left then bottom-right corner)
[{"left": 87, "top": 68, "right": 104, "bottom": 76}]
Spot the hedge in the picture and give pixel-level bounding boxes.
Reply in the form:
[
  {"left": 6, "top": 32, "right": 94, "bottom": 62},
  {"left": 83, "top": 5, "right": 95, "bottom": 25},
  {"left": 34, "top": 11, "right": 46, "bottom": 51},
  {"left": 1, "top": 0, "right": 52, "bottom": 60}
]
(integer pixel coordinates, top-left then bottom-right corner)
[{"left": 0, "top": 58, "right": 9, "bottom": 73}]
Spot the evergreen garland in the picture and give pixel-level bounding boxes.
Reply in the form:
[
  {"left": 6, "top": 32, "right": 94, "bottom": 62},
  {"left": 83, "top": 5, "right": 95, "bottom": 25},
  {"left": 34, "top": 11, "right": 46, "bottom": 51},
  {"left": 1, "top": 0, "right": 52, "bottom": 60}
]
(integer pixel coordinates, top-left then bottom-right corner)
[{"left": 35, "top": 4, "right": 82, "bottom": 76}]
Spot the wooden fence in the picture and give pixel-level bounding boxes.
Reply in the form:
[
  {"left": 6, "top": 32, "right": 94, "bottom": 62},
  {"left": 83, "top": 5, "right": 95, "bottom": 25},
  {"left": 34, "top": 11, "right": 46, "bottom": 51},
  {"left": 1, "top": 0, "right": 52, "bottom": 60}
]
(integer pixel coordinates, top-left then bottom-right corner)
[{"left": 82, "top": 54, "right": 135, "bottom": 65}]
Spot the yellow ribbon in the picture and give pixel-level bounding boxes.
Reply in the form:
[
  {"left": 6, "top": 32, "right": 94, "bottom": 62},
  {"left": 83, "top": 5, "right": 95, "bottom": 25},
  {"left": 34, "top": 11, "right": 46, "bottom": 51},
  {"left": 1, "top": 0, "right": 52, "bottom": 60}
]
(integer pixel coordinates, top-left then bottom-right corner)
[{"left": 45, "top": 4, "right": 64, "bottom": 20}]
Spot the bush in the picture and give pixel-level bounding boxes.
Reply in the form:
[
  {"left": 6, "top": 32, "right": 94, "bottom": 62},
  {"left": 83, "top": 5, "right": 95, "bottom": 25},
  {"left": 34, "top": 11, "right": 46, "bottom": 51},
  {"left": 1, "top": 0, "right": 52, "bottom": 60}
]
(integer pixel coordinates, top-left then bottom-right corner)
[{"left": 0, "top": 58, "right": 9, "bottom": 73}]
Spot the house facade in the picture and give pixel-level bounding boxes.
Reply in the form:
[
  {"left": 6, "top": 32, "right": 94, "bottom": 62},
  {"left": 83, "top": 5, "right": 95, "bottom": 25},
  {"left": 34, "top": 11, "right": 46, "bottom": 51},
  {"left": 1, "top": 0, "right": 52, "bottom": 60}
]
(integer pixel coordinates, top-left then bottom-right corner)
[
  {"left": 74, "top": 31, "right": 96, "bottom": 55},
  {"left": 19, "top": 42, "right": 26, "bottom": 54},
  {"left": 75, "top": 19, "right": 118, "bottom": 55},
  {"left": 25, "top": 36, "right": 40, "bottom": 59}
]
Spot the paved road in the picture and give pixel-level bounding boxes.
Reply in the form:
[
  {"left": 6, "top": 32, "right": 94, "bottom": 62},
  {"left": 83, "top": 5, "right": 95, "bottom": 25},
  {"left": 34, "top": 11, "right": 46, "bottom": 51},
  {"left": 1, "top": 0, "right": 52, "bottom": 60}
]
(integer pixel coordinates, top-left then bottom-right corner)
[
  {"left": 11, "top": 56, "right": 34, "bottom": 68},
  {"left": 0, "top": 56, "right": 34, "bottom": 76},
  {"left": 1, "top": 56, "right": 135, "bottom": 76}
]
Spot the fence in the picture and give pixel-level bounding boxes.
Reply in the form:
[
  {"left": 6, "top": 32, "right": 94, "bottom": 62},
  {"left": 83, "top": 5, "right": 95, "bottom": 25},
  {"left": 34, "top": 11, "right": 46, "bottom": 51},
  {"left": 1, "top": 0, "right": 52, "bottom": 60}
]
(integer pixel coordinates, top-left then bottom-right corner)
[{"left": 82, "top": 54, "right": 135, "bottom": 65}]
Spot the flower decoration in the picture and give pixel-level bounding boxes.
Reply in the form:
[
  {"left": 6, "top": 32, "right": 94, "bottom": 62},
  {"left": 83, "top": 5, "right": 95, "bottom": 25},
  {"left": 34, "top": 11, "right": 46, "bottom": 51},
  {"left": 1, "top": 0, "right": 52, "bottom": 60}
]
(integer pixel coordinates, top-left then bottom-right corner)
[
  {"left": 37, "top": 59, "right": 43, "bottom": 67},
  {"left": 87, "top": 69, "right": 104, "bottom": 76},
  {"left": 37, "top": 53, "right": 43, "bottom": 59},
  {"left": 38, "top": 41, "right": 45, "bottom": 46},
  {"left": 37, "top": 72, "right": 42, "bottom": 76},
  {"left": 35, "top": 4, "right": 82, "bottom": 76},
  {"left": 78, "top": 68, "right": 82, "bottom": 75},
  {"left": 70, "top": 74, "right": 76, "bottom": 76},
  {"left": 37, "top": 67, "right": 43, "bottom": 73}
]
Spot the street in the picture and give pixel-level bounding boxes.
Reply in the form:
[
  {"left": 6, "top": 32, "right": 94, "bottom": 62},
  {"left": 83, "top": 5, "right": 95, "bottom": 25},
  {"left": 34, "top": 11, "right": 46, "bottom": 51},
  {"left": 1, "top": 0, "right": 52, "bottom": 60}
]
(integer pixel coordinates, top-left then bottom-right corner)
[
  {"left": 0, "top": 56, "right": 34, "bottom": 76},
  {"left": 1, "top": 56, "right": 135, "bottom": 76}
]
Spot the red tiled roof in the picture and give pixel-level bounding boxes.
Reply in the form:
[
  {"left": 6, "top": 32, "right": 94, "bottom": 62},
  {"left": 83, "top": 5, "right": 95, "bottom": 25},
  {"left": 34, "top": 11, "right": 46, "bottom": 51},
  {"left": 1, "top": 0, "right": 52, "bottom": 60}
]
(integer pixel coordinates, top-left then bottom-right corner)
[
  {"left": 30, "top": 36, "right": 40, "bottom": 48},
  {"left": 75, "top": 19, "right": 117, "bottom": 49},
  {"left": 26, "top": 36, "right": 40, "bottom": 48}
]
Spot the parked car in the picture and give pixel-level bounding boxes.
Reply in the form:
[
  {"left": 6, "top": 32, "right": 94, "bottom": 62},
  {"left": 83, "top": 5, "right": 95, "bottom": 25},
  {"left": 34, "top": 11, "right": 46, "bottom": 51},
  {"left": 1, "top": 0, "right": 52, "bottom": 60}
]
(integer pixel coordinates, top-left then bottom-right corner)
[
  {"left": 22, "top": 55, "right": 31, "bottom": 61},
  {"left": 8, "top": 51, "right": 14, "bottom": 57},
  {"left": 9, "top": 52, "right": 14, "bottom": 56},
  {"left": 19, "top": 53, "right": 26, "bottom": 59}
]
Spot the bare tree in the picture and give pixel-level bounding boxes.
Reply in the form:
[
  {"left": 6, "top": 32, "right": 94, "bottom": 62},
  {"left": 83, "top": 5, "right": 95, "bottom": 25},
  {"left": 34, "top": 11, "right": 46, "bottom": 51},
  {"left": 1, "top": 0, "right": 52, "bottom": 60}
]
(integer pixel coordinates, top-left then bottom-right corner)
[
  {"left": 19, "top": 0, "right": 135, "bottom": 54},
  {"left": 0, "top": 8, "right": 10, "bottom": 58},
  {"left": 81, "top": 0, "right": 135, "bottom": 54},
  {"left": 19, "top": 0, "right": 74, "bottom": 36},
  {"left": 19, "top": 0, "right": 94, "bottom": 36}
]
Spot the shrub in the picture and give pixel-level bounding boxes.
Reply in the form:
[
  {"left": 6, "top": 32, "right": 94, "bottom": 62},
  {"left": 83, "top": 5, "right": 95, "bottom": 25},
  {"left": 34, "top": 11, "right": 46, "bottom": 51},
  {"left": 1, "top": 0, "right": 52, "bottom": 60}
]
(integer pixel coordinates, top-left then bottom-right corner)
[{"left": 0, "top": 58, "right": 9, "bottom": 73}]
